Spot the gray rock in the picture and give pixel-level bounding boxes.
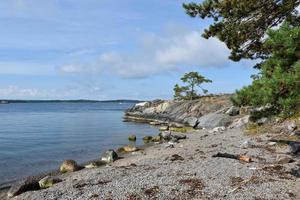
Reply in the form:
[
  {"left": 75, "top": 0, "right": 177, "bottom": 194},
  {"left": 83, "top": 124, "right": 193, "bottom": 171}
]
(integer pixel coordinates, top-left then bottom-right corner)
[
  {"left": 229, "top": 115, "right": 250, "bottom": 129},
  {"left": 257, "top": 117, "right": 268, "bottom": 125},
  {"left": 160, "top": 131, "right": 172, "bottom": 140},
  {"left": 287, "top": 122, "right": 297, "bottom": 132},
  {"left": 209, "top": 126, "right": 226, "bottom": 133},
  {"left": 101, "top": 150, "right": 118, "bottom": 163},
  {"left": 268, "top": 142, "right": 277, "bottom": 146},
  {"left": 164, "top": 143, "right": 175, "bottom": 149},
  {"left": 183, "top": 117, "right": 198, "bottom": 127},
  {"left": 276, "top": 155, "right": 293, "bottom": 164},
  {"left": 169, "top": 122, "right": 184, "bottom": 128},
  {"left": 38, "top": 176, "right": 61, "bottom": 189},
  {"left": 240, "top": 140, "right": 255, "bottom": 149},
  {"left": 290, "top": 130, "right": 300, "bottom": 136},
  {"left": 171, "top": 134, "right": 187, "bottom": 140},
  {"left": 196, "top": 111, "right": 232, "bottom": 129},
  {"left": 8, "top": 178, "right": 40, "bottom": 198},
  {"left": 225, "top": 106, "right": 240, "bottom": 116},
  {"left": 289, "top": 142, "right": 300, "bottom": 155}
]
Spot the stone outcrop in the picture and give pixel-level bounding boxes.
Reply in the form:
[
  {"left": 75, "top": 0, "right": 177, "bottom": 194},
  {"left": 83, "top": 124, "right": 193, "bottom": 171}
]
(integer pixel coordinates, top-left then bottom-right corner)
[{"left": 124, "top": 95, "right": 235, "bottom": 129}]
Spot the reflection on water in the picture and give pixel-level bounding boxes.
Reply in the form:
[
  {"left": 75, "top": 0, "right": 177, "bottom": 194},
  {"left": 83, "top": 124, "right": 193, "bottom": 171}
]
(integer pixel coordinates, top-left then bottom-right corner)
[{"left": 0, "top": 102, "right": 157, "bottom": 184}]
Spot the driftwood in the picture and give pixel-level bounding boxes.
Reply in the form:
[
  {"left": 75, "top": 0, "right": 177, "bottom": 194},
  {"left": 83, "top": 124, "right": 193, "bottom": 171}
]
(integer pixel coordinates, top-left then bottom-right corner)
[{"left": 212, "top": 152, "right": 252, "bottom": 163}]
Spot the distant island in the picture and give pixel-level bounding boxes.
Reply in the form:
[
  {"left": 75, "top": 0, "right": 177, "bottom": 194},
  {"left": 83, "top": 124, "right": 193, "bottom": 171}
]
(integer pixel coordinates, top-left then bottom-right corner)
[{"left": 0, "top": 99, "right": 141, "bottom": 104}]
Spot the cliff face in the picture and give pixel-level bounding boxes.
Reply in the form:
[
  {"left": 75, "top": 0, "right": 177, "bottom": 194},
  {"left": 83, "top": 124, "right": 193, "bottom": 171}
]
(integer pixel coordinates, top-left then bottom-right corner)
[{"left": 124, "top": 95, "right": 239, "bottom": 129}]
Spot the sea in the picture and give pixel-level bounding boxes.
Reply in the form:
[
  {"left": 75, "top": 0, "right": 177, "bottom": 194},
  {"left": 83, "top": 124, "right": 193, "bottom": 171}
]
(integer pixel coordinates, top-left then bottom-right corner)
[{"left": 0, "top": 101, "right": 158, "bottom": 185}]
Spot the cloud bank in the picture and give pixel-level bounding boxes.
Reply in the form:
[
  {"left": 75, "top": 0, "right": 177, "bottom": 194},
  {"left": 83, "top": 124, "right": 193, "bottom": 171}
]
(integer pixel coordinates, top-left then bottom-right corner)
[{"left": 60, "top": 30, "right": 230, "bottom": 78}]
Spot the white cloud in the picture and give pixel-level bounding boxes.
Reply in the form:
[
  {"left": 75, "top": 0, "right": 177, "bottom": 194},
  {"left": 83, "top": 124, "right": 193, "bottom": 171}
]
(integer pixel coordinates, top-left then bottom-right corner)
[
  {"left": 60, "top": 64, "right": 101, "bottom": 75},
  {"left": 0, "top": 62, "right": 56, "bottom": 75},
  {"left": 59, "top": 30, "right": 230, "bottom": 78},
  {"left": 0, "top": 86, "right": 40, "bottom": 98},
  {"left": 0, "top": 84, "right": 104, "bottom": 99}
]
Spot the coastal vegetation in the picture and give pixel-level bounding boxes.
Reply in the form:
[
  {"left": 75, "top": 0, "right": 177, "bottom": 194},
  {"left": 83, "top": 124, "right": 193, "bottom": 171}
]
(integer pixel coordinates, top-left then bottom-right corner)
[
  {"left": 173, "top": 71, "right": 212, "bottom": 100},
  {"left": 183, "top": 0, "right": 300, "bottom": 117}
]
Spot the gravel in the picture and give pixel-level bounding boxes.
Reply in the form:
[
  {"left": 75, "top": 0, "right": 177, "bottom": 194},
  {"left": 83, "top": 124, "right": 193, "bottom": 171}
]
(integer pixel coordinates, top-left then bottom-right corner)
[{"left": 8, "top": 128, "right": 300, "bottom": 200}]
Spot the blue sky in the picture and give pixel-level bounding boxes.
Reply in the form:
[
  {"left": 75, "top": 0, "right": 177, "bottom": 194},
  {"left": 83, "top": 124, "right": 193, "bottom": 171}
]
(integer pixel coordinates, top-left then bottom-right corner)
[{"left": 0, "top": 0, "right": 257, "bottom": 100}]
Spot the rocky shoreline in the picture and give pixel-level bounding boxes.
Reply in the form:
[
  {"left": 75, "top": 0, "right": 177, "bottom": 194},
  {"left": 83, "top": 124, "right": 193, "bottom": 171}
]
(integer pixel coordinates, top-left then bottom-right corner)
[{"left": 2, "top": 96, "right": 300, "bottom": 199}]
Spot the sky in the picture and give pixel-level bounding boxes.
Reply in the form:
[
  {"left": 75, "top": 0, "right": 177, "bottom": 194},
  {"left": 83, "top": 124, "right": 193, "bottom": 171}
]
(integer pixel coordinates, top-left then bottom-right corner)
[{"left": 0, "top": 0, "right": 257, "bottom": 100}]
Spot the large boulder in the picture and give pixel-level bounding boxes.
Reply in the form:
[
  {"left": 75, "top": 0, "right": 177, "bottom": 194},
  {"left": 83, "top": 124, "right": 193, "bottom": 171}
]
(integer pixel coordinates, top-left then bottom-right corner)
[
  {"left": 101, "top": 150, "right": 118, "bottom": 163},
  {"left": 196, "top": 111, "right": 233, "bottom": 129},
  {"left": 60, "top": 160, "right": 80, "bottom": 173},
  {"left": 7, "top": 178, "right": 40, "bottom": 198},
  {"left": 38, "top": 176, "right": 61, "bottom": 189},
  {"left": 183, "top": 117, "right": 198, "bottom": 127}
]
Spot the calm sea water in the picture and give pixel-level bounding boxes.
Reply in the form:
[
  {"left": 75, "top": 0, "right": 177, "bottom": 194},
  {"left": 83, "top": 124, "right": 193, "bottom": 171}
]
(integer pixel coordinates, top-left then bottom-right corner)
[{"left": 0, "top": 102, "right": 158, "bottom": 185}]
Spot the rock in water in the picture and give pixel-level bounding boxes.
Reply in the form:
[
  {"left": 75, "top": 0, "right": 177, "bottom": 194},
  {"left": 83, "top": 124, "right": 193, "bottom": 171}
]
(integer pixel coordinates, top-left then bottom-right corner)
[
  {"left": 101, "top": 150, "right": 118, "bottom": 163},
  {"left": 225, "top": 106, "right": 240, "bottom": 116},
  {"left": 128, "top": 135, "right": 137, "bottom": 141},
  {"left": 60, "top": 160, "right": 79, "bottom": 173},
  {"left": 197, "top": 112, "right": 232, "bottom": 129},
  {"left": 183, "top": 117, "right": 198, "bottom": 127},
  {"left": 143, "top": 136, "right": 153, "bottom": 143},
  {"left": 38, "top": 176, "right": 61, "bottom": 189},
  {"left": 7, "top": 178, "right": 40, "bottom": 198}
]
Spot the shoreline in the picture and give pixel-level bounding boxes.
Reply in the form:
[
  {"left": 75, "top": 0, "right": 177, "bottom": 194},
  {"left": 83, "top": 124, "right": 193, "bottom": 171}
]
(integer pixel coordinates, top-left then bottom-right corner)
[
  {"left": 0, "top": 133, "right": 156, "bottom": 199},
  {"left": 4, "top": 126, "right": 300, "bottom": 199}
]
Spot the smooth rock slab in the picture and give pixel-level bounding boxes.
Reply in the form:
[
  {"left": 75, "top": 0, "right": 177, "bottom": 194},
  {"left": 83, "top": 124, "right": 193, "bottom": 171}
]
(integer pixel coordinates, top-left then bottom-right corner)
[
  {"left": 183, "top": 117, "right": 198, "bottom": 127},
  {"left": 196, "top": 112, "right": 232, "bottom": 129}
]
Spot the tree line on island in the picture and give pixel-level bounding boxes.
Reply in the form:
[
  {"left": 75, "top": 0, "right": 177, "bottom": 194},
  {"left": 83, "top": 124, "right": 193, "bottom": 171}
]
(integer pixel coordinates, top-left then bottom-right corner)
[{"left": 174, "top": 0, "right": 300, "bottom": 118}]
